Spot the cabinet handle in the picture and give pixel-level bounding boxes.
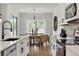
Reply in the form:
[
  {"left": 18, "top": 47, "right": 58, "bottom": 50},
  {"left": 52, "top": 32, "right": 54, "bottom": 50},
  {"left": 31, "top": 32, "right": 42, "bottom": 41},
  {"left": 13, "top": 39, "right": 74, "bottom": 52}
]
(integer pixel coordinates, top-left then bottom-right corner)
[{"left": 21, "top": 47, "right": 23, "bottom": 53}]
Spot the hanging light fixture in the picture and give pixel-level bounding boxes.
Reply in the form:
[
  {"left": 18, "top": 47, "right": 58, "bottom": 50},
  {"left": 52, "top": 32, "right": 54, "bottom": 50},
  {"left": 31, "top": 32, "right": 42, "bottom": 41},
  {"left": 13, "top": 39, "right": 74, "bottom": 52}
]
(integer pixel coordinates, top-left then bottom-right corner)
[
  {"left": 33, "top": 8, "right": 38, "bottom": 35},
  {"left": 33, "top": 8, "right": 37, "bottom": 27},
  {"left": 33, "top": 8, "right": 36, "bottom": 20}
]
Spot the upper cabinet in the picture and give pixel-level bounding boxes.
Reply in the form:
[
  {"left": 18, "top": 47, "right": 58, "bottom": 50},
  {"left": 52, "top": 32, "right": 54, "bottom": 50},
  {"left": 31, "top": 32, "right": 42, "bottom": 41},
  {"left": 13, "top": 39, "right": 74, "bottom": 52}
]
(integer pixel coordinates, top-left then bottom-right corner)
[
  {"left": 65, "top": 3, "right": 79, "bottom": 23},
  {"left": 59, "top": 3, "right": 79, "bottom": 26}
]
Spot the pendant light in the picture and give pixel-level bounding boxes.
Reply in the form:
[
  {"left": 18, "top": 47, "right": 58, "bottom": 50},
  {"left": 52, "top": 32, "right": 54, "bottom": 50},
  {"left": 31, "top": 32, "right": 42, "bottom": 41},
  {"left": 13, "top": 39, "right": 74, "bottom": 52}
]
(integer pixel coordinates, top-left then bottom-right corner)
[
  {"left": 33, "top": 8, "right": 35, "bottom": 20},
  {"left": 33, "top": 8, "right": 37, "bottom": 27},
  {"left": 33, "top": 8, "right": 38, "bottom": 35}
]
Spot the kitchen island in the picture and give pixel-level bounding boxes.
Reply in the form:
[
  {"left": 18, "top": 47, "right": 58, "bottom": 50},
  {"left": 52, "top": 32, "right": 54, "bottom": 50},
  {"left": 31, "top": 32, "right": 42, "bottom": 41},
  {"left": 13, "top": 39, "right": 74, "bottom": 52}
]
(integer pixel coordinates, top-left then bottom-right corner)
[{"left": 0, "top": 36, "right": 29, "bottom": 56}]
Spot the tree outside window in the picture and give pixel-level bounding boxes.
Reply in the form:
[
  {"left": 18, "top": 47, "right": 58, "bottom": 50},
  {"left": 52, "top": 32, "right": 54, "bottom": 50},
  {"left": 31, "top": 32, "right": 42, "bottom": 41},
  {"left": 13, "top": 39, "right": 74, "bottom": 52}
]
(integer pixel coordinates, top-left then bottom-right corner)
[
  {"left": 9, "top": 16, "right": 17, "bottom": 37},
  {"left": 27, "top": 20, "right": 45, "bottom": 34}
]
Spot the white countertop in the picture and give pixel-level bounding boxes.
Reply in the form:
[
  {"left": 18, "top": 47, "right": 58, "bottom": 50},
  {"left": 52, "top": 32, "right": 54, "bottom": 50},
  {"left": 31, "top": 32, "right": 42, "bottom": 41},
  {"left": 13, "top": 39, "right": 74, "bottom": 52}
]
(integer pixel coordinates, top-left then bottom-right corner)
[
  {"left": 57, "top": 37, "right": 75, "bottom": 40},
  {"left": 61, "top": 37, "right": 75, "bottom": 39},
  {"left": 66, "top": 45, "right": 79, "bottom": 55},
  {"left": 0, "top": 36, "right": 27, "bottom": 52}
]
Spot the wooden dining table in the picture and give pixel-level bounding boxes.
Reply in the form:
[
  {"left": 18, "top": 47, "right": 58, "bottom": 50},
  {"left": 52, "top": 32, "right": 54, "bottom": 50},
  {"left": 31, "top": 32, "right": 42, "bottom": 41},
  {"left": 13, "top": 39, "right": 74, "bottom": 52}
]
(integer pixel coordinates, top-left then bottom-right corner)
[{"left": 29, "top": 34, "right": 49, "bottom": 47}]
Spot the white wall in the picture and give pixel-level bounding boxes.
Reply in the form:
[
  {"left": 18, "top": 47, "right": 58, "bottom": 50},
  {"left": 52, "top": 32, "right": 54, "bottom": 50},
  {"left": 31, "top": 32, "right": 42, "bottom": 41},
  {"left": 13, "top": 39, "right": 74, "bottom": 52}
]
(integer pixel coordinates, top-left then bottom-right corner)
[
  {"left": 6, "top": 4, "right": 19, "bottom": 37},
  {"left": 19, "top": 13, "right": 53, "bottom": 36},
  {"left": 0, "top": 4, "right": 7, "bottom": 39},
  {"left": 53, "top": 3, "right": 66, "bottom": 39}
]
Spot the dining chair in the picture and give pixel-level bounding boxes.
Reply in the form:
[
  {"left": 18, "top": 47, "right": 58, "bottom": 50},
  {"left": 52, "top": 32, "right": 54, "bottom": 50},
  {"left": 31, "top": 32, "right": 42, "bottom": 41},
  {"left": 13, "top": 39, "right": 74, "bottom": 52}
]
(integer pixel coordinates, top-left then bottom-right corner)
[{"left": 37, "top": 35, "right": 49, "bottom": 47}]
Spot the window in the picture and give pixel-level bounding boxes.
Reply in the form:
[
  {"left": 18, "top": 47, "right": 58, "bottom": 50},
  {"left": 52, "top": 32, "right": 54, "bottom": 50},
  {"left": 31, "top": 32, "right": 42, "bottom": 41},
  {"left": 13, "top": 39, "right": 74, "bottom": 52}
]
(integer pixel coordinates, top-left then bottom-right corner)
[
  {"left": 9, "top": 16, "right": 17, "bottom": 37},
  {"left": 27, "top": 20, "right": 45, "bottom": 34}
]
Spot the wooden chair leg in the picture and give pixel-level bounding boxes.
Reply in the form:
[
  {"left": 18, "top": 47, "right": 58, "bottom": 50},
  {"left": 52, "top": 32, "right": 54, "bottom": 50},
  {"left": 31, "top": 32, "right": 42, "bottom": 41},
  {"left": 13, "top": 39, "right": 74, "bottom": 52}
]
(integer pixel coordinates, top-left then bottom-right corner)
[
  {"left": 46, "top": 42, "right": 47, "bottom": 47},
  {"left": 40, "top": 42, "right": 41, "bottom": 47}
]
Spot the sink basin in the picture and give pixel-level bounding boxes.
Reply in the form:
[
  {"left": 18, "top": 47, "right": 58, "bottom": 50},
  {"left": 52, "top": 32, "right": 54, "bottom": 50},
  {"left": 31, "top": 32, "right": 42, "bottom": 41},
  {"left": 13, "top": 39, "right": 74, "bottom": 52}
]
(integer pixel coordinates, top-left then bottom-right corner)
[{"left": 3, "top": 38, "right": 19, "bottom": 41}]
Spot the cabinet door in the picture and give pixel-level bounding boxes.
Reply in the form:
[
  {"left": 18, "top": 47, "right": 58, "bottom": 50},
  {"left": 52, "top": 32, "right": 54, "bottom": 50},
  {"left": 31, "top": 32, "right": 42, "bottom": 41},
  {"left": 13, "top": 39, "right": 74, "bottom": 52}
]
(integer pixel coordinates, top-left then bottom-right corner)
[
  {"left": 16, "top": 38, "right": 29, "bottom": 56},
  {"left": 66, "top": 47, "right": 78, "bottom": 56},
  {"left": 23, "top": 37, "right": 29, "bottom": 56},
  {"left": 16, "top": 41, "right": 21, "bottom": 56},
  {"left": 17, "top": 40, "right": 26, "bottom": 56},
  {"left": 66, "top": 49, "right": 75, "bottom": 56},
  {"left": 20, "top": 40, "right": 25, "bottom": 56}
]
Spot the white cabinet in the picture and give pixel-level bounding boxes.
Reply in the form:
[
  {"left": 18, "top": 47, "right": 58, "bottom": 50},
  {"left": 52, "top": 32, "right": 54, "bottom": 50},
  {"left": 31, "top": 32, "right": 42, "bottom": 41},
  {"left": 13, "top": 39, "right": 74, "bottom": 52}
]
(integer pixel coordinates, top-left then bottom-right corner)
[
  {"left": 66, "top": 45, "right": 79, "bottom": 56},
  {"left": 24, "top": 37, "right": 29, "bottom": 56},
  {"left": 16, "top": 37, "right": 29, "bottom": 56},
  {"left": 0, "top": 44, "right": 17, "bottom": 56},
  {"left": 51, "top": 40, "right": 56, "bottom": 56},
  {"left": 16, "top": 40, "right": 22, "bottom": 56},
  {"left": 66, "top": 48, "right": 77, "bottom": 56}
]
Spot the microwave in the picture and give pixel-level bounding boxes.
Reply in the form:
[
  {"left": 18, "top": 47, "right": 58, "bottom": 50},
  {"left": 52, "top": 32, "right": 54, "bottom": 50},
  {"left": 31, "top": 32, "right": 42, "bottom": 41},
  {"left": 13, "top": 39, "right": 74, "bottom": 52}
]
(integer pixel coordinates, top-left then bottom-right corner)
[{"left": 65, "top": 3, "right": 79, "bottom": 21}]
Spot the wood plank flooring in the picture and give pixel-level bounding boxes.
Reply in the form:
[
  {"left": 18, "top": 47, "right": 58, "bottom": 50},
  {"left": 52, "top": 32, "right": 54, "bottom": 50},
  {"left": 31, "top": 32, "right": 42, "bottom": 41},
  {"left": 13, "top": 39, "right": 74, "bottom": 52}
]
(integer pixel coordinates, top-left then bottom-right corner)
[{"left": 28, "top": 45, "right": 53, "bottom": 56}]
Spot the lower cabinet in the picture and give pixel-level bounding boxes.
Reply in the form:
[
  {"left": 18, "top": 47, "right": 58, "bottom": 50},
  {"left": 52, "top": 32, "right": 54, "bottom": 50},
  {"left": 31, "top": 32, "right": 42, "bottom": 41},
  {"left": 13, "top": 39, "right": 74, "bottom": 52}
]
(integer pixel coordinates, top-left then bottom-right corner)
[
  {"left": 1, "top": 44, "right": 17, "bottom": 56},
  {"left": 66, "top": 45, "right": 79, "bottom": 56},
  {"left": 66, "top": 47, "right": 77, "bottom": 56},
  {"left": 51, "top": 43, "right": 56, "bottom": 56},
  {"left": 16, "top": 37, "right": 29, "bottom": 56},
  {"left": 0, "top": 37, "right": 29, "bottom": 56}
]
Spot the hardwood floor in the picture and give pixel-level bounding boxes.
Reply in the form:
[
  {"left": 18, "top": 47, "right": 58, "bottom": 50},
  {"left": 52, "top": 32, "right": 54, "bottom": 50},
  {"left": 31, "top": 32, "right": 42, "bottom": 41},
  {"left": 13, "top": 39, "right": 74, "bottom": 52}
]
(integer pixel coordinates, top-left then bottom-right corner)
[{"left": 28, "top": 45, "right": 53, "bottom": 56}]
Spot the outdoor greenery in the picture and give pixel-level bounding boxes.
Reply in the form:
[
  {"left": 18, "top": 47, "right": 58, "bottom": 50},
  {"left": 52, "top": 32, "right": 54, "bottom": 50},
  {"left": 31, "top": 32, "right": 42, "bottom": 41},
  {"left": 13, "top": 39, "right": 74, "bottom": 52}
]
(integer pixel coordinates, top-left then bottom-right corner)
[{"left": 27, "top": 20, "right": 45, "bottom": 33}]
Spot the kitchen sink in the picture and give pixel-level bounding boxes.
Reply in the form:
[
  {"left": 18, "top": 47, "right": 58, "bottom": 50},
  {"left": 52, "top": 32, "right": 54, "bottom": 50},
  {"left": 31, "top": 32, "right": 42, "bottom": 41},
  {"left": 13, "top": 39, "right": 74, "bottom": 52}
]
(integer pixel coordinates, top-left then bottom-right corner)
[{"left": 3, "top": 38, "right": 19, "bottom": 41}]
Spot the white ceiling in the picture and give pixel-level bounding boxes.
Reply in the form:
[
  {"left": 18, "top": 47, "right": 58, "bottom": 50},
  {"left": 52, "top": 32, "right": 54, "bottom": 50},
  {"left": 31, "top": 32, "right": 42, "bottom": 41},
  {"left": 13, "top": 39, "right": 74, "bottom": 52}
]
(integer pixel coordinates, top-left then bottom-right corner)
[{"left": 7, "top": 3, "right": 58, "bottom": 13}]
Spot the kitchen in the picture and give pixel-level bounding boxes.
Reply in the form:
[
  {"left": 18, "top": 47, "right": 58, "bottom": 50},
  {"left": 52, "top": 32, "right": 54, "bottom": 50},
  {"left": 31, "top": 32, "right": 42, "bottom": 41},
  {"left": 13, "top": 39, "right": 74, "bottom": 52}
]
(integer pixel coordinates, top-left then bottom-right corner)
[
  {"left": 0, "top": 3, "right": 54, "bottom": 56},
  {"left": 0, "top": 3, "right": 79, "bottom": 56}
]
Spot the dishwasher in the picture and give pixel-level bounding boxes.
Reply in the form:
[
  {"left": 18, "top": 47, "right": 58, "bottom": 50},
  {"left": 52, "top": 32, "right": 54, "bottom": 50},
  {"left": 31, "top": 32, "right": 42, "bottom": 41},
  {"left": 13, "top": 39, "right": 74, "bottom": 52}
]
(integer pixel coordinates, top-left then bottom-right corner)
[{"left": 1, "top": 44, "right": 17, "bottom": 56}]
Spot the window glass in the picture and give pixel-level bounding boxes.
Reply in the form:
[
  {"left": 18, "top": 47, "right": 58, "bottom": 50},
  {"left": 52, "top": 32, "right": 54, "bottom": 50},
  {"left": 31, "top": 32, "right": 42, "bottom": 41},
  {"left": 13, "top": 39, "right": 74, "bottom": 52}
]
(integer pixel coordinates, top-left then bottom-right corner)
[
  {"left": 27, "top": 20, "right": 45, "bottom": 34},
  {"left": 9, "top": 16, "right": 17, "bottom": 37}
]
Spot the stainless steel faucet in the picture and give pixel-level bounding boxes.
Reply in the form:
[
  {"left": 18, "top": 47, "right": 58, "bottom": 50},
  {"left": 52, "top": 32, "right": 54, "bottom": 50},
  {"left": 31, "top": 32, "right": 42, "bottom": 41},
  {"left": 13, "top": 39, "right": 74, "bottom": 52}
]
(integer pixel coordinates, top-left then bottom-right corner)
[{"left": 2, "top": 21, "right": 12, "bottom": 39}]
